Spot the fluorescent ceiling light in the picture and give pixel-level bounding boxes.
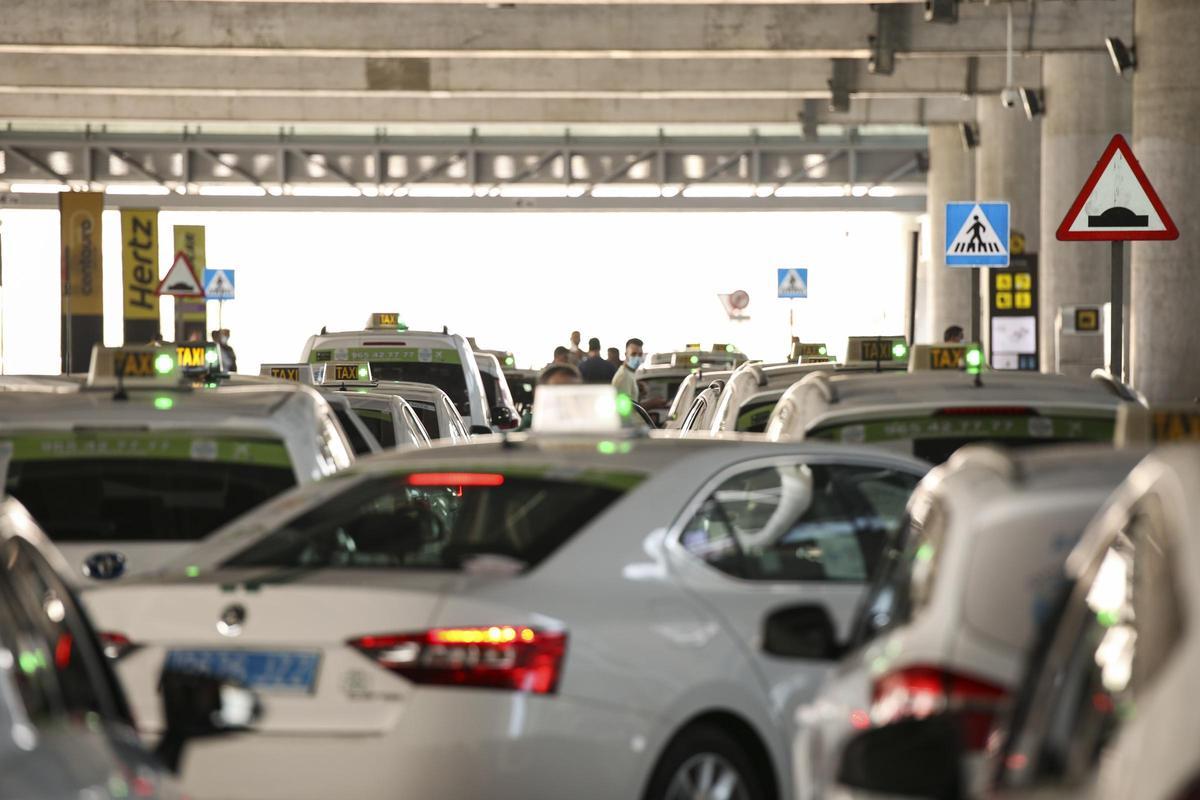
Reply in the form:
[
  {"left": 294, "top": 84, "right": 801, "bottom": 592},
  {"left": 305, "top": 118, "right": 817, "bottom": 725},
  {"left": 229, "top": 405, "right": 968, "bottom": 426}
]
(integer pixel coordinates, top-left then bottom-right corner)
[
  {"left": 103, "top": 184, "right": 171, "bottom": 196},
  {"left": 290, "top": 185, "right": 363, "bottom": 197},
  {"left": 198, "top": 185, "right": 266, "bottom": 197},
  {"left": 867, "top": 186, "right": 898, "bottom": 198},
  {"left": 773, "top": 185, "right": 849, "bottom": 198},
  {"left": 497, "top": 184, "right": 583, "bottom": 198},
  {"left": 681, "top": 184, "right": 756, "bottom": 199},
  {"left": 406, "top": 185, "right": 474, "bottom": 198},
  {"left": 590, "top": 185, "right": 662, "bottom": 199},
  {"left": 850, "top": 185, "right": 870, "bottom": 198},
  {"left": 9, "top": 183, "right": 68, "bottom": 194}
]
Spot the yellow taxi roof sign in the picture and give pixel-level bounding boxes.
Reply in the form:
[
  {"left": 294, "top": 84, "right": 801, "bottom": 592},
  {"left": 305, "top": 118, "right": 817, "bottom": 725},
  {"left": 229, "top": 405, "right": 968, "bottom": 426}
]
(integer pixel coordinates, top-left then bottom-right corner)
[
  {"left": 260, "top": 363, "right": 315, "bottom": 384},
  {"left": 845, "top": 335, "right": 909, "bottom": 365},
  {"left": 366, "top": 312, "right": 406, "bottom": 331},
  {"left": 321, "top": 362, "right": 373, "bottom": 385},
  {"left": 1115, "top": 405, "right": 1200, "bottom": 446},
  {"left": 789, "top": 340, "right": 830, "bottom": 363},
  {"left": 908, "top": 343, "right": 985, "bottom": 373},
  {"left": 87, "top": 345, "right": 179, "bottom": 388},
  {"left": 174, "top": 342, "right": 220, "bottom": 374}
]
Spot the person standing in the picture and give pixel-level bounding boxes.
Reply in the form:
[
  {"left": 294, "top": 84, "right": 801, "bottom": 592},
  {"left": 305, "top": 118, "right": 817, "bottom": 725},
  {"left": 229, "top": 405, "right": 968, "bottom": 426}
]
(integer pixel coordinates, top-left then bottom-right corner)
[
  {"left": 606, "top": 347, "right": 622, "bottom": 368},
  {"left": 943, "top": 325, "right": 965, "bottom": 343},
  {"left": 212, "top": 328, "right": 238, "bottom": 372},
  {"left": 612, "top": 337, "right": 644, "bottom": 403},
  {"left": 548, "top": 346, "right": 570, "bottom": 367},
  {"left": 567, "top": 331, "right": 584, "bottom": 365},
  {"left": 579, "top": 337, "right": 617, "bottom": 384}
]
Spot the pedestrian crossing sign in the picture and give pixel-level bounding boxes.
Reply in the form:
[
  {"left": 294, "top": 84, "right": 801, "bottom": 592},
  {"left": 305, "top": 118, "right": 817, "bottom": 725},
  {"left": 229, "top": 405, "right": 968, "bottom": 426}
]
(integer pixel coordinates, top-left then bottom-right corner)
[
  {"left": 945, "top": 202, "right": 1010, "bottom": 267},
  {"left": 203, "top": 269, "right": 236, "bottom": 301},
  {"left": 777, "top": 268, "right": 808, "bottom": 299}
]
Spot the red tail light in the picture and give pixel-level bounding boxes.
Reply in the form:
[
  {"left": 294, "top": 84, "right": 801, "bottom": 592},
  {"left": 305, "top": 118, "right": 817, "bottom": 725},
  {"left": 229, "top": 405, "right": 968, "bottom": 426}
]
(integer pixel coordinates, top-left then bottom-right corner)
[
  {"left": 99, "top": 632, "right": 140, "bottom": 661},
  {"left": 872, "top": 665, "right": 1008, "bottom": 751},
  {"left": 406, "top": 472, "right": 505, "bottom": 488},
  {"left": 348, "top": 626, "right": 567, "bottom": 694}
]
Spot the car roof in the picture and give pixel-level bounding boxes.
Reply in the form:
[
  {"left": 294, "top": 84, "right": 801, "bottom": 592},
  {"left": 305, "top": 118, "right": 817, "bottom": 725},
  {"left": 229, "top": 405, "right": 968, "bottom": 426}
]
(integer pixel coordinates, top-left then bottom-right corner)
[
  {"left": 309, "top": 329, "right": 461, "bottom": 347},
  {"left": 934, "top": 443, "right": 1147, "bottom": 499},
  {"left": 804, "top": 370, "right": 1125, "bottom": 415},
  {"left": 0, "top": 384, "right": 304, "bottom": 425},
  {"left": 349, "top": 431, "right": 929, "bottom": 476}
]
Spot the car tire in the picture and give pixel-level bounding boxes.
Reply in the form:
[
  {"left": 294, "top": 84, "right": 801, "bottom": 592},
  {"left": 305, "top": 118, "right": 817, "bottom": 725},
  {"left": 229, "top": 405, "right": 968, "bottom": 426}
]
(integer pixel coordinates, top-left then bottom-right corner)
[{"left": 643, "top": 723, "right": 769, "bottom": 800}]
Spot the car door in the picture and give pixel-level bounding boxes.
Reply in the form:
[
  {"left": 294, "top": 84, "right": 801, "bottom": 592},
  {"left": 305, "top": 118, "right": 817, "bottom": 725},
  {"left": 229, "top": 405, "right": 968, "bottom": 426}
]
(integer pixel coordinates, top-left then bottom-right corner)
[{"left": 666, "top": 455, "right": 924, "bottom": 721}]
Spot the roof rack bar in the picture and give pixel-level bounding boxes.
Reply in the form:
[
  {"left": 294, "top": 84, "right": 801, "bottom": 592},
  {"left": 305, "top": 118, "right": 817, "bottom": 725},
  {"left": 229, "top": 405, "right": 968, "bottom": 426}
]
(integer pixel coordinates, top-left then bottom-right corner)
[{"left": 800, "top": 370, "right": 837, "bottom": 404}]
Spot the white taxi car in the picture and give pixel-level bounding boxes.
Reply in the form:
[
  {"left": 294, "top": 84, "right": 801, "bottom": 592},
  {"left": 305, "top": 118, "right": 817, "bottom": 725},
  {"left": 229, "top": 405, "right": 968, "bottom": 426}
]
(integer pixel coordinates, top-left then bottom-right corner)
[
  {"left": 766, "top": 344, "right": 1133, "bottom": 463},
  {"left": 300, "top": 313, "right": 493, "bottom": 434},
  {"left": 795, "top": 443, "right": 1144, "bottom": 799},
  {"left": 0, "top": 347, "right": 353, "bottom": 583},
  {"left": 85, "top": 388, "right": 928, "bottom": 800},
  {"left": 474, "top": 352, "right": 521, "bottom": 431},
  {"left": 665, "top": 367, "right": 735, "bottom": 429}
]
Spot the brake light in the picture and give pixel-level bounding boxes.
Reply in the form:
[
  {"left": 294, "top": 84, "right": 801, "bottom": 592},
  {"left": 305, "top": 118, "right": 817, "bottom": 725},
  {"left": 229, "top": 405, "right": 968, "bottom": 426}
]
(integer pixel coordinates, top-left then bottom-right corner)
[
  {"left": 54, "top": 633, "right": 74, "bottom": 669},
  {"left": 872, "top": 665, "right": 1008, "bottom": 751},
  {"left": 99, "top": 632, "right": 140, "bottom": 661},
  {"left": 406, "top": 472, "right": 505, "bottom": 487},
  {"left": 348, "top": 626, "right": 566, "bottom": 694},
  {"left": 497, "top": 417, "right": 520, "bottom": 431},
  {"left": 934, "top": 407, "right": 1036, "bottom": 416}
]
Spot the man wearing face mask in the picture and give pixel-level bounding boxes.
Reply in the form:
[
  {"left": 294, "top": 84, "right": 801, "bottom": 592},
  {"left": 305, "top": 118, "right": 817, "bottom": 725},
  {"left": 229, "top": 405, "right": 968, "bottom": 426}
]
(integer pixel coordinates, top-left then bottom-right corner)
[
  {"left": 212, "top": 328, "right": 238, "bottom": 373},
  {"left": 612, "top": 337, "right": 645, "bottom": 404}
]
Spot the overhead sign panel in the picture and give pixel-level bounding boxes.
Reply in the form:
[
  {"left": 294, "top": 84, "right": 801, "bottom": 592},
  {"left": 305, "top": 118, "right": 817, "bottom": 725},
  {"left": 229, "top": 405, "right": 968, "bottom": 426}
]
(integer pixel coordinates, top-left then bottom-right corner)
[
  {"left": 1057, "top": 134, "right": 1178, "bottom": 241},
  {"left": 157, "top": 252, "right": 205, "bottom": 298},
  {"left": 777, "top": 268, "right": 808, "bottom": 299},
  {"left": 945, "top": 202, "right": 1010, "bottom": 267}
]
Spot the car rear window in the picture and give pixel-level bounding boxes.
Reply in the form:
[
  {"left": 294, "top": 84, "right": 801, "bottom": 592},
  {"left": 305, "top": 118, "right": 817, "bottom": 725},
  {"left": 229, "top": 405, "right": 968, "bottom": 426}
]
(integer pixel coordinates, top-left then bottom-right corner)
[
  {"left": 353, "top": 408, "right": 397, "bottom": 448},
  {"left": 369, "top": 363, "right": 470, "bottom": 414},
  {"left": 221, "top": 469, "right": 641, "bottom": 571},
  {"left": 735, "top": 400, "right": 778, "bottom": 433},
  {"left": 333, "top": 408, "right": 377, "bottom": 455},
  {"left": 808, "top": 413, "right": 1116, "bottom": 464},
  {"left": 408, "top": 402, "right": 442, "bottom": 439},
  {"left": 4, "top": 432, "right": 296, "bottom": 543}
]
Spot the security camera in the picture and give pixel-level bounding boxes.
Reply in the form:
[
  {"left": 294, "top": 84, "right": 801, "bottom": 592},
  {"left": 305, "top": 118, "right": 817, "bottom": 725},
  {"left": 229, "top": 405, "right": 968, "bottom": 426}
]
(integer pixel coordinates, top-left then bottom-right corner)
[
  {"left": 959, "top": 123, "right": 978, "bottom": 151},
  {"left": 1106, "top": 37, "right": 1136, "bottom": 75},
  {"left": 1020, "top": 88, "right": 1044, "bottom": 120},
  {"left": 1000, "top": 88, "right": 1021, "bottom": 109}
]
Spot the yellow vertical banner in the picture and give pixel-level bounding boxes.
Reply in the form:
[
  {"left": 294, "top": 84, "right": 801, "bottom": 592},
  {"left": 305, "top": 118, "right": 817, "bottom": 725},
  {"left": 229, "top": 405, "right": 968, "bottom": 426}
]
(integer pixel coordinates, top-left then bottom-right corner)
[
  {"left": 172, "top": 225, "right": 207, "bottom": 341},
  {"left": 121, "top": 208, "right": 160, "bottom": 343},
  {"left": 59, "top": 191, "right": 105, "bottom": 372}
]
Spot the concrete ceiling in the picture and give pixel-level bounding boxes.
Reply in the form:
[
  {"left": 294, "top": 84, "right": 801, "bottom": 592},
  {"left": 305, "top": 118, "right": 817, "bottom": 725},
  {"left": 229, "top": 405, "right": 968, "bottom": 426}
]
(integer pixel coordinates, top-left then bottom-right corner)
[{"left": 0, "top": 0, "right": 1131, "bottom": 126}]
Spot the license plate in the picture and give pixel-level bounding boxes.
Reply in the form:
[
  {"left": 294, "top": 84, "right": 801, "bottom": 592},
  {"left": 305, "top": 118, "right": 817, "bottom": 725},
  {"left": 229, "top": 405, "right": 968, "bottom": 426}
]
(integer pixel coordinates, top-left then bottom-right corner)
[{"left": 164, "top": 649, "right": 321, "bottom": 693}]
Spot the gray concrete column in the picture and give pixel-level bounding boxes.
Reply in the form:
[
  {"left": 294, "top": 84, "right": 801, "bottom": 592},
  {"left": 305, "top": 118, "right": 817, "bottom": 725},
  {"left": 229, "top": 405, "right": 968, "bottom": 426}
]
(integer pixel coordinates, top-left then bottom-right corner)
[
  {"left": 1131, "top": 0, "right": 1200, "bottom": 402},
  {"left": 1039, "top": 53, "right": 1131, "bottom": 377},
  {"left": 920, "top": 125, "right": 975, "bottom": 343},
  {"left": 976, "top": 97, "right": 1042, "bottom": 356}
]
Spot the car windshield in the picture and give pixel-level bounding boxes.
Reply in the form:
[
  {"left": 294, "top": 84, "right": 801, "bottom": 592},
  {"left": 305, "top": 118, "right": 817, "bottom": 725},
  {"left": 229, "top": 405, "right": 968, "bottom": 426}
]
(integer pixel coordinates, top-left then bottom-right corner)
[
  {"left": 368, "top": 363, "right": 470, "bottom": 414},
  {"left": 4, "top": 433, "right": 296, "bottom": 543},
  {"left": 809, "top": 412, "right": 1116, "bottom": 464},
  {"left": 479, "top": 371, "right": 501, "bottom": 408},
  {"left": 221, "top": 469, "right": 641, "bottom": 571},
  {"left": 352, "top": 408, "right": 397, "bottom": 448}
]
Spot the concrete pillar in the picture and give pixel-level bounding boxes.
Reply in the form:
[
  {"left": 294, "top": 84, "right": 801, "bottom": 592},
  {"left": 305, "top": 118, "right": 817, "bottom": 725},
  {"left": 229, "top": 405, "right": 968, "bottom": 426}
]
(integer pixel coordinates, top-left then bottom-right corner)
[
  {"left": 975, "top": 97, "right": 1042, "bottom": 356},
  {"left": 1131, "top": 0, "right": 1200, "bottom": 402},
  {"left": 1039, "top": 53, "right": 1132, "bottom": 377},
  {"left": 920, "top": 125, "right": 974, "bottom": 343}
]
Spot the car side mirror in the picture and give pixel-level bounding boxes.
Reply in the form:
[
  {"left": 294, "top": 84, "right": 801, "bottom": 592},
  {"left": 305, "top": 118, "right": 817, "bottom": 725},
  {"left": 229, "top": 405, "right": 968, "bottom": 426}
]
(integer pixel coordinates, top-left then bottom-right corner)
[
  {"left": 155, "top": 668, "right": 260, "bottom": 773},
  {"left": 490, "top": 406, "right": 519, "bottom": 430},
  {"left": 762, "top": 603, "right": 843, "bottom": 659},
  {"left": 836, "top": 714, "right": 965, "bottom": 799}
]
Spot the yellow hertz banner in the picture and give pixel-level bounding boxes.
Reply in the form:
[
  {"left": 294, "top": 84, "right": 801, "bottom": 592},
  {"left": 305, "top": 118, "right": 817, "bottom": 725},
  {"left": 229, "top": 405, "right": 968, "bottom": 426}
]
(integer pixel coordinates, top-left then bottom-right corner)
[
  {"left": 59, "top": 191, "right": 105, "bottom": 372},
  {"left": 121, "top": 209, "right": 160, "bottom": 342},
  {"left": 173, "top": 225, "right": 207, "bottom": 339}
]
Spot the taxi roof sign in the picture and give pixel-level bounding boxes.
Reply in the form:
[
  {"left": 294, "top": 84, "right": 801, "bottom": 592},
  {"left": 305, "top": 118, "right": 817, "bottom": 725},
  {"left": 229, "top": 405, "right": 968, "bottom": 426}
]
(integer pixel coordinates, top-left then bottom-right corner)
[
  {"left": 789, "top": 341, "right": 829, "bottom": 363},
  {"left": 321, "top": 362, "right": 373, "bottom": 385},
  {"left": 909, "top": 343, "right": 985, "bottom": 373},
  {"left": 260, "top": 363, "right": 315, "bottom": 384},
  {"left": 845, "top": 335, "right": 909, "bottom": 366},
  {"left": 366, "top": 312, "right": 407, "bottom": 331},
  {"left": 531, "top": 385, "right": 624, "bottom": 434},
  {"left": 1115, "top": 405, "right": 1200, "bottom": 446},
  {"left": 87, "top": 345, "right": 179, "bottom": 388}
]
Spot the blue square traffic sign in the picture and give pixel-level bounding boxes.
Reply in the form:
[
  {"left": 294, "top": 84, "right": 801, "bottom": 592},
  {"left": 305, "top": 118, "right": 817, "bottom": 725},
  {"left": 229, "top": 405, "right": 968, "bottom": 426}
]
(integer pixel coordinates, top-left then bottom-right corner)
[
  {"left": 945, "top": 202, "right": 1010, "bottom": 267},
  {"left": 777, "top": 268, "right": 808, "bottom": 299}
]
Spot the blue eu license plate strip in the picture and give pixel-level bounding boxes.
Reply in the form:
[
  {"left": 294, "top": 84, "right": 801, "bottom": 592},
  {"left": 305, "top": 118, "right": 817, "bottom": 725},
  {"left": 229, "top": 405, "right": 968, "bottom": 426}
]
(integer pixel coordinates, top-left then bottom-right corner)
[{"left": 164, "top": 649, "right": 321, "bottom": 693}]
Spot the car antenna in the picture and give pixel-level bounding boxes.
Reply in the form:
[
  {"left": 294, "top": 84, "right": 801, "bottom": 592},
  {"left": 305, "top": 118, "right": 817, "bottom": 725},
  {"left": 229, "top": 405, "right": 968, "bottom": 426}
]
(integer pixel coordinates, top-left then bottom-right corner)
[
  {"left": 443, "top": 325, "right": 449, "bottom": 335},
  {"left": 112, "top": 361, "right": 128, "bottom": 402},
  {"left": 320, "top": 325, "right": 327, "bottom": 335}
]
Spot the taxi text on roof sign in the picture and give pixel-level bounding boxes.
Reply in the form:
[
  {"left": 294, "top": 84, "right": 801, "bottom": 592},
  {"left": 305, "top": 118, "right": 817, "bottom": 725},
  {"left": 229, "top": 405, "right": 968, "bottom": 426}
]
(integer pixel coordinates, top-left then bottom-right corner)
[
  {"left": 845, "top": 336, "right": 908, "bottom": 364},
  {"left": 908, "top": 343, "right": 984, "bottom": 372},
  {"left": 367, "top": 312, "right": 406, "bottom": 330},
  {"left": 329, "top": 363, "right": 370, "bottom": 382},
  {"left": 273, "top": 366, "right": 300, "bottom": 381},
  {"left": 1115, "top": 406, "right": 1200, "bottom": 446},
  {"left": 175, "top": 344, "right": 211, "bottom": 370},
  {"left": 87, "top": 345, "right": 180, "bottom": 388},
  {"left": 259, "top": 363, "right": 315, "bottom": 384}
]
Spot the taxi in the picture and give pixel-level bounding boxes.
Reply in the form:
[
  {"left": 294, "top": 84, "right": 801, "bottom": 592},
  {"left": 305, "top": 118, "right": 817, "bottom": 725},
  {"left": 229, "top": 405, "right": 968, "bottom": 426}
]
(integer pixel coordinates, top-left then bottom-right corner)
[
  {"left": 300, "top": 313, "right": 493, "bottom": 434},
  {"left": 84, "top": 385, "right": 929, "bottom": 800},
  {"left": 793, "top": 443, "right": 1144, "bottom": 800},
  {"left": 638, "top": 344, "right": 749, "bottom": 426},
  {"left": 765, "top": 343, "right": 1134, "bottom": 462},
  {"left": 0, "top": 346, "right": 353, "bottom": 583},
  {"left": 664, "top": 367, "right": 735, "bottom": 429},
  {"left": 473, "top": 351, "right": 521, "bottom": 431},
  {"left": 0, "top": 496, "right": 258, "bottom": 800},
  {"left": 682, "top": 336, "right": 911, "bottom": 437},
  {"left": 254, "top": 364, "right": 382, "bottom": 456}
]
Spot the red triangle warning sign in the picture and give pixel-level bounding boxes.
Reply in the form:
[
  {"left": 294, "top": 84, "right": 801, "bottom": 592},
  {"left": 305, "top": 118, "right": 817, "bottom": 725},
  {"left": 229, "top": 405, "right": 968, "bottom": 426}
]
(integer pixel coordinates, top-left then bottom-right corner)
[
  {"left": 1057, "top": 134, "right": 1178, "bottom": 242},
  {"left": 156, "top": 252, "right": 205, "bottom": 298}
]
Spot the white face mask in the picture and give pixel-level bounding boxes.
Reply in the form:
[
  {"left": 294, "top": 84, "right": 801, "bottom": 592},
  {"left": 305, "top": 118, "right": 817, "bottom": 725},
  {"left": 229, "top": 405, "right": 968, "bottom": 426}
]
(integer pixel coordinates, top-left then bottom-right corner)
[{"left": 626, "top": 355, "right": 644, "bottom": 370}]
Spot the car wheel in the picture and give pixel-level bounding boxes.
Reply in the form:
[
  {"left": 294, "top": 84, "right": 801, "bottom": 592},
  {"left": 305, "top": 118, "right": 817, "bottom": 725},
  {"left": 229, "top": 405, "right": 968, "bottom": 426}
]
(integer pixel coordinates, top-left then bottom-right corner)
[{"left": 644, "top": 724, "right": 768, "bottom": 800}]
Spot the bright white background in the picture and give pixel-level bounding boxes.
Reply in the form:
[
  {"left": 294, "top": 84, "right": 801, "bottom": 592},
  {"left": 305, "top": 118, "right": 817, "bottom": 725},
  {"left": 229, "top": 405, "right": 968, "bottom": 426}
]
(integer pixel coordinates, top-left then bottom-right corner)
[{"left": 0, "top": 209, "right": 917, "bottom": 374}]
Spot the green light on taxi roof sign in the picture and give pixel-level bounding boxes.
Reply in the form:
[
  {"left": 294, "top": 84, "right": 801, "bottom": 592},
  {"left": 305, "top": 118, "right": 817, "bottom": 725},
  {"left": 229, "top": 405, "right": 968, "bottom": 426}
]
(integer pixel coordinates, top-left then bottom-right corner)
[
  {"left": 819, "top": 345, "right": 828, "bottom": 356},
  {"left": 690, "top": 355, "right": 700, "bottom": 365},
  {"left": 965, "top": 347, "right": 984, "bottom": 373},
  {"left": 597, "top": 440, "right": 616, "bottom": 455},
  {"left": 185, "top": 565, "right": 201, "bottom": 578},
  {"left": 725, "top": 344, "right": 735, "bottom": 353},
  {"left": 357, "top": 365, "right": 369, "bottom": 379},
  {"left": 504, "top": 356, "right": 515, "bottom": 367},
  {"left": 154, "top": 353, "right": 174, "bottom": 375},
  {"left": 154, "top": 396, "right": 175, "bottom": 411},
  {"left": 892, "top": 342, "right": 908, "bottom": 360},
  {"left": 204, "top": 348, "right": 219, "bottom": 365},
  {"left": 615, "top": 392, "right": 633, "bottom": 417}
]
